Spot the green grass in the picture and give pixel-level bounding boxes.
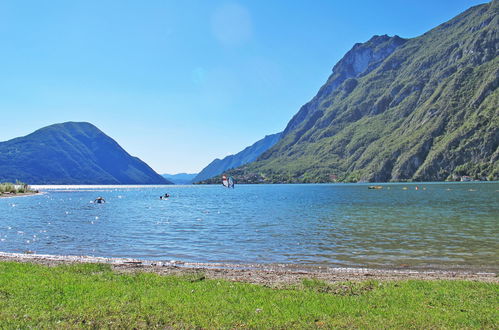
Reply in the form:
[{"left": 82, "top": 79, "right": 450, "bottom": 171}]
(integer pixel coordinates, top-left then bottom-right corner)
[{"left": 0, "top": 262, "right": 497, "bottom": 328}]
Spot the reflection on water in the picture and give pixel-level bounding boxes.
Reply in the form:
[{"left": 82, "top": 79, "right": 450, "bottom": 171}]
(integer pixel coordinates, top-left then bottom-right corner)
[{"left": 0, "top": 183, "right": 498, "bottom": 271}]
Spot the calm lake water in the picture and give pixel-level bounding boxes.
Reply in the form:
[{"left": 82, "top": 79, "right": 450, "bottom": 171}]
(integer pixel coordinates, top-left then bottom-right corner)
[{"left": 1, "top": 183, "right": 498, "bottom": 271}]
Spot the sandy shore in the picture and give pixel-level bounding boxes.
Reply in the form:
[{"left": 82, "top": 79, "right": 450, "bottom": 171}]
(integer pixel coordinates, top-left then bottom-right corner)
[
  {"left": 0, "top": 191, "right": 43, "bottom": 198},
  {"left": 0, "top": 252, "right": 496, "bottom": 285}
]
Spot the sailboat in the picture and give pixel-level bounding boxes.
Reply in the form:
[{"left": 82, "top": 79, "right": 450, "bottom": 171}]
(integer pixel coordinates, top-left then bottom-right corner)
[{"left": 222, "top": 174, "right": 235, "bottom": 188}]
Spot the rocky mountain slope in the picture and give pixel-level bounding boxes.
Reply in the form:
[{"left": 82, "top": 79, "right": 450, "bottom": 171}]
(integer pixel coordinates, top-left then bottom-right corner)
[
  {"left": 0, "top": 122, "right": 172, "bottom": 184},
  {"left": 193, "top": 132, "right": 282, "bottom": 183},
  {"left": 229, "top": 1, "right": 498, "bottom": 183}
]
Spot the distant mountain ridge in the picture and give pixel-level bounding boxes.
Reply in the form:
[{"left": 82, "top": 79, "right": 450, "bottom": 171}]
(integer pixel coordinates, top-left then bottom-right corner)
[
  {"left": 0, "top": 122, "right": 172, "bottom": 184},
  {"left": 226, "top": 1, "right": 498, "bottom": 183},
  {"left": 162, "top": 173, "right": 197, "bottom": 184},
  {"left": 193, "top": 132, "right": 282, "bottom": 183}
]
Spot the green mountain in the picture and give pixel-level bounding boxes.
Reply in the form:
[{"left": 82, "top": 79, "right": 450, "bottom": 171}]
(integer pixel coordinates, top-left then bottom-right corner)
[
  {"left": 193, "top": 132, "right": 282, "bottom": 183},
  {"left": 227, "top": 1, "right": 498, "bottom": 183},
  {"left": 0, "top": 122, "right": 172, "bottom": 184}
]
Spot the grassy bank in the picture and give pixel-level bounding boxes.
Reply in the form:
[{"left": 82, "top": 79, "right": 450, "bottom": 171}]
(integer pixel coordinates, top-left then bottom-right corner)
[
  {"left": 0, "top": 262, "right": 497, "bottom": 328},
  {"left": 0, "top": 182, "right": 37, "bottom": 196}
]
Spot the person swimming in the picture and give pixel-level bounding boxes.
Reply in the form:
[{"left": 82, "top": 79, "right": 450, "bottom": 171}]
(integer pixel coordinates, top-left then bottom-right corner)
[{"left": 94, "top": 197, "right": 106, "bottom": 204}]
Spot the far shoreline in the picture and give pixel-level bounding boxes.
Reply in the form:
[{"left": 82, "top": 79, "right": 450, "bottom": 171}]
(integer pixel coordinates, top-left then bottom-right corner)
[
  {"left": 0, "top": 252, "right": 496, "bottom": 285},
  {"left": 27, "top": 180, "right": 499, "bottom": 189}
]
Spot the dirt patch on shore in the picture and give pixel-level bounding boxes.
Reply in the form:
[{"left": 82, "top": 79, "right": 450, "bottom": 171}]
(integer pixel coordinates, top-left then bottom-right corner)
[
  {"left": 1, "top": 252, "right": 496, "bottom": 286},
  {"left": 0, "top": 192, "right": 42, "bottom": 198}
]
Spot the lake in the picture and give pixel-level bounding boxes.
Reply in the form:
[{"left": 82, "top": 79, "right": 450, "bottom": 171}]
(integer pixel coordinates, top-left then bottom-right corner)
[{"left": 0, "top": 183, "right": 497, "bottom": 271}]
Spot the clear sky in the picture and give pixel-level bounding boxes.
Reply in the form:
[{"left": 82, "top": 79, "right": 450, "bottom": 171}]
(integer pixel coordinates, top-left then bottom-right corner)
[{"left": 0, "top": 0, "right": 487, "bottom": 174}]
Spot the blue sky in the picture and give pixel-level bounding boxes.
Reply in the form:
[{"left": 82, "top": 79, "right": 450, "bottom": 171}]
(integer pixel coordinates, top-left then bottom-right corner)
[{"left": 0, "top": 0, "right": 487, "bottom": 173}]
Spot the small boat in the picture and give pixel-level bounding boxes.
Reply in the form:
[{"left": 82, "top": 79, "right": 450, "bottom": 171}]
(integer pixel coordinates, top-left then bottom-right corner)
[{"left": 368, "top": 186, "right": 383, "bottom": 190}]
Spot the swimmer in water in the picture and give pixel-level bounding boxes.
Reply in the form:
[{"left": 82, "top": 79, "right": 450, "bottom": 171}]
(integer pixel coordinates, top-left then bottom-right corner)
[{"left": 94, "top": 197, "right": 105, "bottom": 204}]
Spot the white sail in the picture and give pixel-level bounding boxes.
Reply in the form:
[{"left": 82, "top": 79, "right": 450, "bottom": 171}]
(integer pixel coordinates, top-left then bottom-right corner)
[{"left": 222, "top": 175, "right": 229, "bottom": 187}]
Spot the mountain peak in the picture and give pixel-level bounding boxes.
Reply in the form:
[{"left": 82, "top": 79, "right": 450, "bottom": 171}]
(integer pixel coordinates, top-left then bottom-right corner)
[
  {"left": 28, "top": 121, "right": 103, "bottom": 139},
  {"left": 0, "top": 122, "right": 171, "bottom": 184},
  {"left": 283, "top": 34, "right": 407, "bottom": 134},
  {"left": 334, "top": 34, "right": 407, "bottom": 78},
  {"left": 40, "top": 121, "right": 98, "bottom": 131}
]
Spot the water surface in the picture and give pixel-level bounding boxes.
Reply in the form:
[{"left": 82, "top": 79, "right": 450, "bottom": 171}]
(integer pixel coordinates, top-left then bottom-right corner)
[{"left": 1, "top": 183, "right": 497, "bottom": 271}]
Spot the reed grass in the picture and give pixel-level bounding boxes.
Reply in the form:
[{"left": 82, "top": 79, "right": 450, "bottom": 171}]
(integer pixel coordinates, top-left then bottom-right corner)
[{"left": 0, "top": 181, "right": 36, "bottom": 195}]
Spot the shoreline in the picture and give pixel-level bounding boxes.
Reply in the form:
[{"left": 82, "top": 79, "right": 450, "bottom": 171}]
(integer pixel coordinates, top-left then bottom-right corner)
[
  {"left": 1, "top": 252, "right": 496, "bottom": 285},
  {"left": 0, "top": 191, "right": 43, "bottom": 198}
]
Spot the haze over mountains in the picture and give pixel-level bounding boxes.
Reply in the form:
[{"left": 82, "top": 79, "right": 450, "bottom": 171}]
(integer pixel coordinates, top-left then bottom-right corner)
[
  {"left": 162, "top": 173, "right": 197, "bottom": 185},
  {"left": 221, "top": 1, "right": 498, "bottom": 183},
  {"left": 0, "top": 122, "right": 171, "bottom": 184}
]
